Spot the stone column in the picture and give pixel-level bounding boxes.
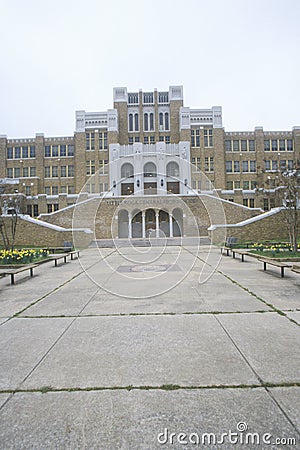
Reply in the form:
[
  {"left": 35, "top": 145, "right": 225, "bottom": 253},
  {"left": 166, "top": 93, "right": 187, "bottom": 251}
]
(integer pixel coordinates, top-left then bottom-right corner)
[
  {"left": 155, "top": 210, "right": 160, "bottom": 238},
  {"left": 128, "top": 211, "right": 132, "bottom": 239},
  {"left": 142, "top": 211, "right": 146, "bottom": 238},
  {"left": 169, "top": 213, "right": 173, "bottom": 238}
]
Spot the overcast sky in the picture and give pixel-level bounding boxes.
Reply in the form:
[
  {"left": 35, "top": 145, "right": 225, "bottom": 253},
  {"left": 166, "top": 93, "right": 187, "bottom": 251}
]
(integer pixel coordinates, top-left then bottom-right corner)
[{"left": 1, "top": 0, "right": 299, "bottom": 138}]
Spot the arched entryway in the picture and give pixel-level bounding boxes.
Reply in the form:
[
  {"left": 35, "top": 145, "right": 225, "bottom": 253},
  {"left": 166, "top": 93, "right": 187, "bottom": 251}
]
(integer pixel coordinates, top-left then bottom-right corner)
[{"left": 132, "top": 209, "right": 142, "bottom": 238}]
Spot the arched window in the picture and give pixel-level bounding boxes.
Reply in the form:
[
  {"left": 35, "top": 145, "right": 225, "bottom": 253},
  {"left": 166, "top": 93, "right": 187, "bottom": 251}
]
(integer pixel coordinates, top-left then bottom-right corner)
[
  {"left": 144, "top": 162, "right": 157, "bottom": 177},
  {"left": 150, "top": 113, "right": 154, "bottom": 131},
  {"left": 129, "top": 114, "right": 133, "bottom": 131},
  {"left": 134, "top": 113, "right": 139, "bottom": 131},
  {"left": 121, "top": 163, "right": 134, "bottom": 178},
  {"left": 165, "top": 112, "right": 169, "bottom": 131},
  {"left": 159, "top": 113, "right": 163, "bottom": 128},
  {"left": 144, "top": 113, "right": 148, "bottom": 131},
  {"left": 166, "top": 161, "right": 179, "bottom": 177}
]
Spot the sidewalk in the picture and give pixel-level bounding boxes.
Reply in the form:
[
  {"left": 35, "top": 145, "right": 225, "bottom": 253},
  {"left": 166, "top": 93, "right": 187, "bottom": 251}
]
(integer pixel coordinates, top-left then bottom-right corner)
[{"left": 0, "top": 245, "right": 299, "bottom": 449}]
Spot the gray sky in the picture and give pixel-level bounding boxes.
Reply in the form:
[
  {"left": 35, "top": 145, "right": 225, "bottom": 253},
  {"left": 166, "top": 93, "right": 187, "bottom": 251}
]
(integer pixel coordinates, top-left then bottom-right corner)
[{"left": 1, "top": 0, "right": 299, "bottom": 138}]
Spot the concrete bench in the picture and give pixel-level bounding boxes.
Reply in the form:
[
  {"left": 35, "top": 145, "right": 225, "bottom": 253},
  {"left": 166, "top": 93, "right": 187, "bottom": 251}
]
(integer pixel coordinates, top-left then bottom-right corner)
[
  {"left": 48, "top": 253, "right": 69, "bottom": 267},
  {"left": 69, "top": 250, "right": 80, "bottom": 260},
  {"left": 1, "top": 264, "right": 37, "bottom": 285},
  {"left": 232, "top": 249, "right": 249, "bottom": 262},
  {"left": 258, "top": 258, "right": 292, "bottom": 278},
  {"left": 291, "top": 265, "right": 300, "bottom": 274}
]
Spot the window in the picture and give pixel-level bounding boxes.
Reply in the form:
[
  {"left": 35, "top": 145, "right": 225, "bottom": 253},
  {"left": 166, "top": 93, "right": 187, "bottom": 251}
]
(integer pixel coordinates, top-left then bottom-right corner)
[
  {"left": 264, "top": 140, "right": 270, "bottom": 151},
  {"left": 205, "top": 156, "right": 214, "bottom": 172},
  {"left": 144, "top": 162, "right": 157, "bottom": 177},
  {"left": 135, "top": 136, "right": 140, "bottom": 142},
  {"left": 204, "top": 129, "right": 213, "bottom": 147},
  {"left": 30, "top": 167, "right": 36, "bottom": 177},
  {"left": 86, "top": 160, "right": 95, "bottom": 175},
  {"left": 166, "top": 161, "right": 179, "bottom": 177},
  {"left": 52, "top": 166, "right": 58, "bottom": 177},
  {"left": 158, "top": 92, "right": 169, "bottom": 103},
  {"left": 144, "top": 136, "right": 149, "bottom": 144},
  {"left": 287, "top": 139, "right": 293, "bottom": 151},
  {"left": 121, "top": 163, "right": 134, "bottom": 178},
  {"left": 99, "top": 132, "right": 108, "bottom": 150},
  {"left": 242, "top": 161, "right": 248, "bottom": 172},
  {"left": 271, "top": 139, "right": 278, "bottom": 151},
  {"left": 22, "top": 146, "right": 28, "bottom": 158},
  {"left": 150, "top": 136, "right": 155, "bottom": 144},
  {"left": 14, "top": 167, "right": 20, "bottom": 178},
  {"left": 52, "top": 145, "right": 59, "bottom": 157},
  {"left": 33, "top": 205, "right": 39, "bottom": 216},
  {"left": 67, "top": 145, "right": 74, "bottom": 156},
  {"left": 265, "top": 160, "right": 278, "bottom": 171},
  {"left": 52, "top": 186, "right": 58, "bottom": 195},
  {"left": 233, "top": 140, "right": 239, "bottom": 152},
  {"left": 143, "top": 92, "right": 154, "bottom": 103},
  {"left": 279, "top": 139, "right": 285, "bottom": 152},
  {"left": 45, "top": 166, "right": 50, "bottom": 177},
  {"left": 243, "top": 198, "right": 255, "bottom": 208},
  {"left": 234, "top": 161, "right": 240, "bottom": 172},
  {"left": 226, "top": 181, "right": 233, "bottom": 190},
  {"left": 250, "top": 160, "right": 256, "bottom": 172},
  {"left": 68, "top": 185, "right": 75, "bottom": 194},
  {"left": 191, "top": 157, "right": 201, "bottom": 171},
  {"left": 61, "top": 166, "right": 67, "bottom": 177},
  {"left": 86, "top": 132, "right": 95, "bottom": 150},
  {"left": 165, "top": 112, "right": 169, "bottom": 131},
  {"left": 60, "top": 186, "right": 67, "bottom": 193},
  {"left": 225, "top": 140, "right": 232, "bottom": 151},
  {"left": 30, "top": 146, "right": 36, "bottom": 158},
  {"left": 129, "top": 114, "right": 133, "bottom": 131},
  {"left": 68, "top": 165, "right": 74, "bottom": 177},
  {"left": 22, "top": 167, "right": 29, "bottom": 177},
  {"left": 263, "top": 198, "right": 269, "bottom": 211},
  {"left": 99, "top": 159, "right": 108, "bottom": 174},
  {"left": 7, "top": 168, "right": 13, "bottom": 178},
  {"left": 249, "top": 140, "right": 255, "bottom": 151},
  {"left": 15, "top": 147, "right": 21, "bottom": 158},
  {"left": 60, "top": 145, "right": 66, "bottom": 157},
  {"left": 150, "top": 113, "right": 154, "bottom": 131},
  {"left": 45, "top": 187, "right": 51, "bottom": 195},
  {"left": 129, "top": 137, "right": 134, "bottom": 144},
  {"left": 243, "top": 181, "right": 249, "bottom": 190},
  {"left": 226, "top": 161, "right": 233, "bottom": 173},
  {"left": 191, "top": 129, "right": 200, "bottom": 147},
  {"left": 7, "top": 148, "right": 13, "bottom": 159},
  {"left": 45, "top": 146, "right": 51, "bottom": 157},
  {"left": 144, "top": 113, "right": 149, "bottom": 131},
  {"left": 134, "top": 113, "right": 139, "bottom": 131},
  {"left": 241, "top": 140, "right": 247, "bottom": 151}
]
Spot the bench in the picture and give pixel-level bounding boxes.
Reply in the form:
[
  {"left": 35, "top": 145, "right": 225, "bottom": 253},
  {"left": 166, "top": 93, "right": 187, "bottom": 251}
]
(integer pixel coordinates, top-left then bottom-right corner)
[
  {"left": 291, "top": 265, "right": 300, "bottom": 274},
  {"left": 48, "top": 253, "right": 69, "bottom": 267},
  {"left": 258, "top": 258, "right": 292, "bottom": 278},
  {"left": 221, "top": 246, "right": 232, "bottom": 256},
  {"left": 69, "top": 250, "right": 80, "bottom": 260},
  {"left": 232, "top": 249, "right": 249, "bottom": 262},
  {"left": 1, "top": 264, "right": 37, "bottom": 285}
]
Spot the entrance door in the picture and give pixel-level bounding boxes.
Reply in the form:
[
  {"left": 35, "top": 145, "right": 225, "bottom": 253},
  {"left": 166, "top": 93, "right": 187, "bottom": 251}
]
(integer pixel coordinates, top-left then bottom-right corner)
[
  {"left": 121, "top": 183, "right": 134, "bottom": 195},
  {"left": 144, "top": 182, "right": 157, "bottom": 195}
]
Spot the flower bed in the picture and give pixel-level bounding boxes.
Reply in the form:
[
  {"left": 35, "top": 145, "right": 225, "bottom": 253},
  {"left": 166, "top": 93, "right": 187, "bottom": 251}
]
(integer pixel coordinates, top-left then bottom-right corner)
[
  {"left": 249, "top": 242, "right": 300, "bottom": 260},
  {"left": 0, "top": 249, "right": 49, "bottom": 265}
]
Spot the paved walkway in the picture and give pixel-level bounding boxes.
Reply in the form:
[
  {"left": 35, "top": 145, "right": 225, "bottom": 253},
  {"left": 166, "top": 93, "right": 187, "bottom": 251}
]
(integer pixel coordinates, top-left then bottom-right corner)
[{"left": 0, "top": 245, "right": 299, "bottom": 449}]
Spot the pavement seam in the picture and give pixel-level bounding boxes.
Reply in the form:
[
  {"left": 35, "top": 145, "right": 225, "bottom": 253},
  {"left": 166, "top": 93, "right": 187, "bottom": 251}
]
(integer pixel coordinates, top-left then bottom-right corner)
[{"left": 0, "top": 382, "right": 299, "bottom": 395}]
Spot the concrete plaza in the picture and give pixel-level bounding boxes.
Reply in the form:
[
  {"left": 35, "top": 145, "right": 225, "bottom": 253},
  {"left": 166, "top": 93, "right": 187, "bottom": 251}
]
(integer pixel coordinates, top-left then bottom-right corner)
[{"left": 0, "top": 244, "right": 299, "bottom": 449}]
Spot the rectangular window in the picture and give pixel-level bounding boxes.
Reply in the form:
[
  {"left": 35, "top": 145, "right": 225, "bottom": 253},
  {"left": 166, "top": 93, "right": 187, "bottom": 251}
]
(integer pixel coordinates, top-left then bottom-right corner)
[
  {"left": 22, "top": 146, "right": 29, "bottom": 158},
  {"left": 287, "top": 139, "right": 293, "bottom": 151},
  {"left": 52, "top": 186, "right": 58, "bottom": 195},
  {"left": 7, "top": 168, "right": 13, "bottom": 178},
  {"left": 68, "top": 165, "right": 74, "bottom": 177},
  {"left": 45, "top": 146, "right": 51, "bottom": 157},
  {"left": 251, "top": 181, "right": 257, "bottom": 189},
  {"left": 52, "top": 145, "right": 59, "bottom": 157},
  {"left": 144, "top": 136, "right": 149, "bottom": 144},
  {"left": 279, "top": 139, "right": 285, "bottom": 152},
  {"left": 14, "top": 167, "right": 20, "bottom": 178},
  {"left": 225, "top": 140, "right": 232, "bottom": 151},
  {"left": 30, "top": 146, "right": 36, "bottom": 158},
  {"left": 234, "top": 161, "right": 240, "bottom": 172},
  {"left": 248, "top": 140, "right": 255, "bottom": 151},
  {"left": 45, "top": 187, "right": 51, "bottom": 195},
  {"left": 47, "top": 204, "right": 52, "bottom": 213},
  {"left": 226, "top": 161, "right": 233, "bottom": 173},
  {"left": 60, "top": 166, "right": 67, "bottom": 177},
  {"left": 45, "top": 166, "right": 50, "bottom": 178},
  {"left": 265, "top": 160, "right": 271, "bottom": 171},
  {"left": 243, "top": 181, "right": 249, "bottom": 190},
  {"left": 33, "top": 205, "right": 39, "bottom": 216},
  {"left": 235, "top": 181, "right": 241, "bottom": 189},
  {"left": 204, "top": 129, "right": 213, "bottom": 147},
  {"left": 242, "top": 161, "right": 248, "bottom": 172},
  {"left": 99, "top": 160, "right": 108, "bottom": 175},
  {"left": 165, "top": 136, "right": 170, "bottom": 144},
  {"left": 7, "top": 148, "right": 13, "bottom": 159},
  {"left": 99, "top": 132, "right": 108, "bottom": 150},
  {"left": 30, "top": 167, "right": 36, "bottom": 177},
  {"left": 86, "top": 160, "right": 95, "bottom": 175},
  {"left": 134, "top": 136, "right": 140, "bottom": 142},
  {"left": 68, "top": 185, "right": 75, "bottom": 194},
  {"left": 129, "top": 137, "right": 134, "bottom": 144},
  {"left": 52, "top": 166, "right": 58, "bottom": 177},
  {"left": 271, "top": 139, "right": 278, "bottom": 151},
  {"left": 86, "top": 132, "right": 95, "bottom": 151},
  {"left": 67, "top": 145, "right": 74, "bottom": 156},
  {"left": 226, "top": 181, "right": 233, "bottom": 190},
  {"left": 272, "top": 160, "right": 278, "bottom": 171},
  {"left": 60, "top": 145, "right": 66, "bottom": 157},
  {"left": 263, "top": 198, "right": 269, "bottom": 211},
  {"left": 233, "top": 140, "right": 239, "bottom": 152},
  {"left": 241, "top": 140, "right": 247, "bottom": 151},
  {"left": 22, "top": 167, "right": 29, "bottom": 177},
  {"left": 60, "top": 186, "right": 67, "bottom": 193},
  {"left": 15, "top": 147, "right": 21, "bottom": 159},
  {"left": 191, "top": 129, "right": 200, "bottom": 147},
  {"left": 264, "top": 140, "right": 270, "bottom": 151},
  {"left": 288, "top": 160, "right": 294, "bottom": 170},
  {"left": 205, "top": 156, "right": 214, "bottom": 172},
  {"left": 150, "top": 136, "right": 155, "bottom": 144},
  {"left": 250, "top": 160, "right": 256, "bottom": 172}
]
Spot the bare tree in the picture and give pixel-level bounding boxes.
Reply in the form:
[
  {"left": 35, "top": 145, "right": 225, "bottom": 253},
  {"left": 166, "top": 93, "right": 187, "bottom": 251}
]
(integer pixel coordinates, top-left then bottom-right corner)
[
  {"left": 0, "top": 181, "right": 26, "bottom": 250},
  {"left": 276, "top": 160, "right": 300, "bottom": 253}
]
